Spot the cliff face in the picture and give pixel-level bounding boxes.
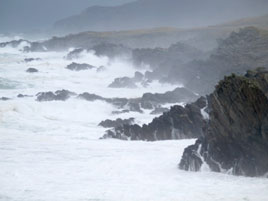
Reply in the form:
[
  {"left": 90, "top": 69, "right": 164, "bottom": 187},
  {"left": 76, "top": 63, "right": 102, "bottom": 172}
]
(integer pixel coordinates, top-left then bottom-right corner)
[{"left": 179, "top": 68, "right": 268, "bottom": 177}]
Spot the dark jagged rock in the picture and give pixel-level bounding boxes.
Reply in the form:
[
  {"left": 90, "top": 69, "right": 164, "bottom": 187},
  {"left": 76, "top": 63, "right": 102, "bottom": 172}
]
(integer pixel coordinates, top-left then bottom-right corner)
[
  {"left": 99, "top": 118, "right": 135, "bottom": 128},
  {"left": 36, "top": 87, "right": 198, "bottom": 114},
  {"left": 77, "top": 93, "right": 105, "bottom": 101},
  {"left": 36, "top": 90, "right": 76, "bottom": 102},
  {"left": 140, "top": 87, "right": 198, "bottom": 109},
  {"left": 24, "top": 58, "right": 41, "bottom": 63},
  {"left": 108, "top": 77, "right": 137, "bottom": 88},
  {"left": 179, "top": 69, "right": 268, "bottom": 177},
  {"left": 26, "top": 68, "right": 38, "bottom": 73},
  {"left": 66, "top": 62, "right": 96, "bottom": 71},
  {"left": 79, "top": 87, "right": 198, "bottom": 113},
  {"left": 108, "top": 71, "right": 149, "bottom": 89},
  {"left": 179, "top": 139, "right": 203, "bottom": 172},
  {"left": 66, "top": 48, "right": 85, "bottom": 60},
  {"left": 102, "top": 96, "right": 207, "bottom": 141}
]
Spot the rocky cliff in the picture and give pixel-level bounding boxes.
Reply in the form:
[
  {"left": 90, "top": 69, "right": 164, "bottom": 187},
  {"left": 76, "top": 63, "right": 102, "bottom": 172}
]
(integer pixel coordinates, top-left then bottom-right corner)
[{"left": 179, "top": 68, "right": 268, "bottom": 177}]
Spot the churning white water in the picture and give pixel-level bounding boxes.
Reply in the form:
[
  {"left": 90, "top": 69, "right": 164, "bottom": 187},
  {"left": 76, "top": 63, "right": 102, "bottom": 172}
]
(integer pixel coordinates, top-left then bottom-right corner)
[{"left": 0, "top": 39, "right": 267, "bottom": 201}]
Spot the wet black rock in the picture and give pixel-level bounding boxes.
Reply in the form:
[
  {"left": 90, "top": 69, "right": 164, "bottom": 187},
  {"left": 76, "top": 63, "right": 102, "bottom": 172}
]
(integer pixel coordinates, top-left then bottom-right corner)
[
  {"left": 102, "top": 96, "right": 207, "bottom": 141},
  {"left": 26, "top": 68, "right": 38, "bottom": 73},
  {"left": 36, "top": 90, "right": 76, "bottom": 101},
  {"left": 179, "top": 69, "right": 268, "bottom": 177},
  {"left": 99, "top": 118, "right": 135, "bottom": 128},
  {"left": 66, "top": 62, "right": 96, "bottom": 71}
]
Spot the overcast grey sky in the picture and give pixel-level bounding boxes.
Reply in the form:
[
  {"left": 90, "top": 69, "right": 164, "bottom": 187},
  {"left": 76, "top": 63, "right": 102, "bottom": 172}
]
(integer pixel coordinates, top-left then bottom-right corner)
[{"left": 0, "top": 0, "right": 135, "bottom": 33}]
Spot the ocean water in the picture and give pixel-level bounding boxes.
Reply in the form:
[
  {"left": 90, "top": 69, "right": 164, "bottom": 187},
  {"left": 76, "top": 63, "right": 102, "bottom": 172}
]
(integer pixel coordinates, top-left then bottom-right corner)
[{"left": 0, "top": 39, "right": 267, "bottom": 201}]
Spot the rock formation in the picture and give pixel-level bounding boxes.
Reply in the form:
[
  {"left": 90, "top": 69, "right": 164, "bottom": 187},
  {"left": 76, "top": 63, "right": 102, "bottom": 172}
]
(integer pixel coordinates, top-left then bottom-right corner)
[
  {"left": 99, "top": 118, "right": 135, "bottom": 128},
  {"left": 36, "top": 87, "right": 198, "bottom": 113},
  {"left": 102, "top": 97, "right": 207, "bottom": 141},
  {"left": 66, "top": 62, "right": 96, "bottom": 71},
  {"left": 179, "top": 68, "right": 268, "bottom": 177}
]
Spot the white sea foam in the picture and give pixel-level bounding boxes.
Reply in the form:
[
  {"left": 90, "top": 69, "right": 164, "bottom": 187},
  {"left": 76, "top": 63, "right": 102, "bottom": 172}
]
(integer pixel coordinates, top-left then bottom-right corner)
[{"left": 0, "top": 36, "right": 268, "bottom": 201}]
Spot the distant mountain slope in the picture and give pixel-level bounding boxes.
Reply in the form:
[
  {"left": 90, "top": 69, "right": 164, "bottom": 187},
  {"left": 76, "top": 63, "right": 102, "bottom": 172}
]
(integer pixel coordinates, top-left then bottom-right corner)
[
  {"left": 54, "top": 0, "right": 268, "bottom": 33},
  {"left": 0, "top": 0, "right": 134, "bottom": 34}
]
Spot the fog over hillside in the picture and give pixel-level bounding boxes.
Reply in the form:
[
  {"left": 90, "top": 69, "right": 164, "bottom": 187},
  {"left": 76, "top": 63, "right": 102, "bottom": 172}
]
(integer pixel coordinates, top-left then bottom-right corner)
[{"left": 54, "top": 0, "right": 268, "bottom": 33}]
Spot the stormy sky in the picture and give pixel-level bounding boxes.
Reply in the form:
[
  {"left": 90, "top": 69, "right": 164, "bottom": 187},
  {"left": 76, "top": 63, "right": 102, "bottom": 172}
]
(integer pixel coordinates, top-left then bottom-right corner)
[{"left": 0, "top": 0, "right": 134, "bottom": 33}]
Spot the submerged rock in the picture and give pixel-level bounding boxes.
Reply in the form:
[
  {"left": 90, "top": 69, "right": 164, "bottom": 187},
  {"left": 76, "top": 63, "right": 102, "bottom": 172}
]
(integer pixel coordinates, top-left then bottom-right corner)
[
  {"left": 26, "top": 68, "right": 38, "bottom": 73},
  {"left": 66, "top": 62, "right": 96, "bottom": 71},
  {"left": 179, "top": 68, "right": 268, "bottom": 177}
]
